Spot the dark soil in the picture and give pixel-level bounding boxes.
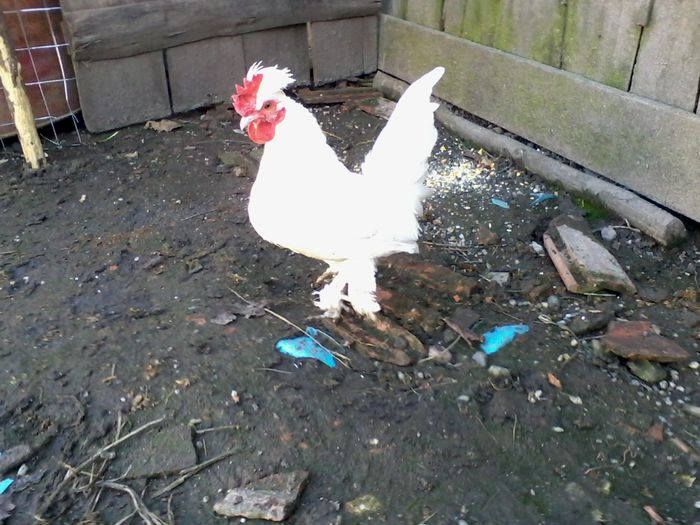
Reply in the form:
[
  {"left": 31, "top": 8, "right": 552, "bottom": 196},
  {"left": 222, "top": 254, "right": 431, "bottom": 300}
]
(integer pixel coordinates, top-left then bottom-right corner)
[{"left": 0, "top": 97, "right": 699, "bottom": 525}]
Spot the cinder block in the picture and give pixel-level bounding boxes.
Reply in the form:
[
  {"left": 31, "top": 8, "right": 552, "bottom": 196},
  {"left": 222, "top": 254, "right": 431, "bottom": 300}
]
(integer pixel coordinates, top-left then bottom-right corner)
[
  {"left": 74, "top": 51, "right": 170, "bottom": 132},
  {"left": 309, "top": 17, "right": 378, "bottom": 84},
  {"left": 243, "top": 25, "right": 311, "bottom": 84},
  {"left": 166, "top": 36, "right": 246, "bottom": 113}
]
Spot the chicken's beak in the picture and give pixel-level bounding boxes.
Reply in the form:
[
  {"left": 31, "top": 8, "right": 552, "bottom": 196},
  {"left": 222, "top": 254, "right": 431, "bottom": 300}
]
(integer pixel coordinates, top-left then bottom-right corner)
[{"left": 239, "top": 115, "right": 254, "bottom": 131}]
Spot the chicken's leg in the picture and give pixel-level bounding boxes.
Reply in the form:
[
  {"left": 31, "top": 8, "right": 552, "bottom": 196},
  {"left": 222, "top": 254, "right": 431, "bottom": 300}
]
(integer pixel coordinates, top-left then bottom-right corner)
[{"left": 345, "top": 259, "right": 380, "bottom": 319}]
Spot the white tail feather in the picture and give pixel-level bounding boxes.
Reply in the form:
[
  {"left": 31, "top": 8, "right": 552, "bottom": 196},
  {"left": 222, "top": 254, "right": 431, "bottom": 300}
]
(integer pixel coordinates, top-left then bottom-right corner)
[{"left": 361, "top": 66, "right": 444, "bottom": 184}]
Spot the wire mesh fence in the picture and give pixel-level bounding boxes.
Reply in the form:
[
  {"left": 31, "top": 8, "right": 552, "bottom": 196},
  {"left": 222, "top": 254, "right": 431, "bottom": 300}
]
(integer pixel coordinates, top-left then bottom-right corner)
[{"left": 0, "top": 0, "right": 82, "bottom": 153}]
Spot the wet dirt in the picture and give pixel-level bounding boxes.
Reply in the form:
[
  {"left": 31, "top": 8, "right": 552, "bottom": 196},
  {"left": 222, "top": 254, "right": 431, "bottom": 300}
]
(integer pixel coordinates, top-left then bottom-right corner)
[{"left": 0, "top": 97, "right": 699, "bottom": 525}]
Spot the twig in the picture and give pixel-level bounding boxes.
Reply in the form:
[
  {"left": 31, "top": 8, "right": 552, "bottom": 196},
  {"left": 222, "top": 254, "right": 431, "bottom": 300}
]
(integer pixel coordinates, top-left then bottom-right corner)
[
  {"left": 228, "top": 288, "right": 351, "bottom": 366},
  {"left": 181, "top": 208, "right": 218, "bottom": 222},
  {"left": 152, "top": 449, "right": 238, "bottom": 498},
  {"left": 194, "top": 424, "right": 240, "bottom": 435},
  {"left": 98, "top": 481, "right": 169, "bottom": 525},
  {"left": 255, "top": 367, "right": 293, "bottom": 375},
  {"left": 0, "top": 250, "right": 15, "bottom": 256},
  {"left": 35, "top": 416, "right": 165, "bottom": 522}
]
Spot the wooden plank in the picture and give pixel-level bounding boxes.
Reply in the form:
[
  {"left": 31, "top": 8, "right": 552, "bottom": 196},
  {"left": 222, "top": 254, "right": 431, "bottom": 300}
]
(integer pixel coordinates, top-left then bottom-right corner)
[
  {"left": 494, "top": 0, "right": 565, "bottom": 66},
  {"left": 405, "top": 0, "right": 443, "bottom": 29},
  {"left": 363, "top": 15, "right": 379, "bottom": 73},
  {"left": 460, "top": 0, "right": 498, "bottom": 45},
  {"left": 296, "top": 86, "right": 381, "bottom": 105},
  {"left": 74, "top": 51, "right": 170, "bottom": 132},
  {"left": 378, "top": 15, "right": 700, "bottom": 222},
  {"left": 631, "top": 0, "right": 700, "bottom": 111},
  {"left": 443, "top": 0, "right": 466, "bottom": 36},
  {"left": 242, "top": 25, "right": 311, "bottom": 85},
  {"left": 381, "top": 0, "right": 406, "bottom": 17},
  {"left": 60, "top": 0, "right": 149, "bottom": 10},
  {"left": 62, "top": 0, "right": 381, "bottom": 61},
  {"left": 562, "top": 0, "right": 652, "bottom": 89},
  {"left": 459, "top": 0, "right": 565, "bottom": 66},
  {"left": 309, "top": 17, "right": 376, "bottom": 84},
  {"left": 166, "top": 36, "right": 246, "bottom": 114}
]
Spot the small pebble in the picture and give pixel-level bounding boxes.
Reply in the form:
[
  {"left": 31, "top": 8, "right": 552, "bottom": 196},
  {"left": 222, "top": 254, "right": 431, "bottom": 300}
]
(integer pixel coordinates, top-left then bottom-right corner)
[
  {"left": 487, "top": 365, "right": 510, "bottom": 378},
  {"left": 472, "top": 351, "right": 488, "bottom": 367},
  {"left": 688, "top": 361, "right": 699, "bottom": 370},
  {"left": 601, "top": 226, "right": 617, "bottom": 241},
  {"left": 552, "top": 426, "right": 565, "bottom": 433},
  {"left": 428, "top": 345, "right": 452, "bottom": 363},
  {"left": 569, "top": 395, "right": 583, "bottom": 405},
  {"left": 682, "top": 405, "right": 700, "bottom": 418},
  {"left": 546, "top": 295, "right": 560, "bottom": 310}
]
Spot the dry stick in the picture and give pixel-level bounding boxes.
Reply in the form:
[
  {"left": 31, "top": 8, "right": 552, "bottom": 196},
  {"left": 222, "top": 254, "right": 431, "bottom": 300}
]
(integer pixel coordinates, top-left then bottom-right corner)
[
  {"left": 98, "top": 481, "right": 169, "bottom": 525},
  {"left": 0, "top": 15, "right": 44, "bottom": 169},
  {"left": 228, "top": 288, "right": 351, "bottom": 366},
  {"left": 35, "top": 416, "right": 166, "bottom": 522},
  {"left": 194, "top": 424, "right": 240, "bottom": 435},
  {"left": 152, "top": 449, "right": 238, "bottom": 498}
]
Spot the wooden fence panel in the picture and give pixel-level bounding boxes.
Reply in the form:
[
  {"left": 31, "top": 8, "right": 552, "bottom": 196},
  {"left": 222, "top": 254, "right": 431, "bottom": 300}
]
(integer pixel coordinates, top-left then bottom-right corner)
[
  {"left": 458, "top": 0, "right": 565, "bottom": 66},
  {"left": 166, "top": 37, "right": 246, "bottom": 113},
  {"left": 309, "top": 16, "right": 378, "bottom": 84},
  {"left": 379, "top": 15, "right": 700, "bottom": 222},
  {"left": 61, "top": 0, "right": 380, "bottom": 61},
  {"left": 443, "top": 0, "right": 466, "bottom": 36},
  {"left": 631, "top": 0, "right": 700, "bottom": 111},
  {"left": 74, "top": 51, "right": 170, "bottom": 132},
  {"left": 405, "top": 0, "right": 442, "bottom": 29},
  {"left": 242, "top": 26, "right": 311, "bottom": 85},
  {"left": 562, "top": 0, "right": 652, "bottom": 90}
]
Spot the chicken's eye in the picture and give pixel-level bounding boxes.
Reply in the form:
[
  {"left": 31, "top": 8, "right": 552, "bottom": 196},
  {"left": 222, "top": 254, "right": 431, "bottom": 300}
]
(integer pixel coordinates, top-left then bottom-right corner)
[{"left": 262, "top": 101, "right": 273, "bottom": 110}]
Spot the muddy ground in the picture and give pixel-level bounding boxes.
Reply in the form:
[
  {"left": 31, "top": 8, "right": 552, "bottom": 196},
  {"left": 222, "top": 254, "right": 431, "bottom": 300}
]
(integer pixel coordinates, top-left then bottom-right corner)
[{"left": 0, "top": 96, "right": 699, "bottom": 525}]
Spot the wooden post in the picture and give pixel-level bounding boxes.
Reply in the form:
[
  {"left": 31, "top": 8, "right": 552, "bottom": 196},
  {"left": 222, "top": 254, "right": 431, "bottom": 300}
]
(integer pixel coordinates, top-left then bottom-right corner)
[{"left": 0, "top": 14, "right": 45, "bottom": 170}]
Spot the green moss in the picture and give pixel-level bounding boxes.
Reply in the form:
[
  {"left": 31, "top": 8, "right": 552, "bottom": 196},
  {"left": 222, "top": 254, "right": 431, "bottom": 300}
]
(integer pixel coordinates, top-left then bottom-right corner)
[{"left": 461, "top": 0, "right": 501, "bottom": 45}]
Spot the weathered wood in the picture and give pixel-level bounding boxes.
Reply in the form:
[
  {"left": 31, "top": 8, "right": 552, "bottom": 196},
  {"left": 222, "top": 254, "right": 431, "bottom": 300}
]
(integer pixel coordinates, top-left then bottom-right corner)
[
  {"left": 381, "top": 0, "right": 406, "bottom": 17},
  {"left": 378, "top": 15, "right": 700, "bottom": 222},
  {"left": 459, "top": 0, "right": 565, "bottom": 66},
  {"left": 166, "top": 36, "right": 246, "bottom": 114},
  {"left": 443, "top": 0, "right": 466, "bottom": 36},
  {"left": 405, "top": 0, "right": 443, "bottom": 29},
  {"left": 296, "top": 86, "right": 381, "bottom": 105},
  {"left": 0, "top": 15, "right": 44, "bottom": 169},
  {"left": 309, "top": 17, "right": 377, "bottom": 84},
  {"left": 374, "top": 70, "right": 687, "bottom": 246},
  {"left": 631, "top": 0, "right": 700, "bottom": 111},
  {"left": 242, "top": 26, "right": 311, "bottom": 85},
  {"left": 562, "top": 0, "right": 652, "bottom": 89},
  {"left": 62, "top": 0, "right": 381, "bottom": 61},
  {"left": 363, "top": 15, "right": 379, "bottom": 73},
  {"left": 74, "top": 51, "right": 170, "bottom": 132}
]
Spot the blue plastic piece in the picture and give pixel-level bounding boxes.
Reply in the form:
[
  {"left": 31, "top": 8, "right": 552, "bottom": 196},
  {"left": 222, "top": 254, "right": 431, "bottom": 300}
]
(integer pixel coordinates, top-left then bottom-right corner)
[
  {"left": 531, "top": 192, "right": 557, "bottom": 206},
  {"left": 481, "top": 324, "right": 530, "bottom": 354},
  {"left": 0, "top": 478, "right": 13, "bottom": 495},
  {"left": 491, "top": 197, "right": 509, "bottom": 209},
  {"left": 276, "top": 332, "right": 337, "bottom": 368}
]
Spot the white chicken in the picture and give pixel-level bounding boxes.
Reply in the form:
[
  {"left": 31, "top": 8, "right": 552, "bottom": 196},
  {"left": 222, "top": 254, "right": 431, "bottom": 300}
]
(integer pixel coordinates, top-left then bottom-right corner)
[{"left": 232, "top": 63, "right": 444, "bottom": 318}]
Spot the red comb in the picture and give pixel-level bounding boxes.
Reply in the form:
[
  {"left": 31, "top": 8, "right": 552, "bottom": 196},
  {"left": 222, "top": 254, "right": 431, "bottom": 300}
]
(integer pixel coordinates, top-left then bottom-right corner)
[{"left": 232, "top": 73, "right": 263, "bottom": 116}]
